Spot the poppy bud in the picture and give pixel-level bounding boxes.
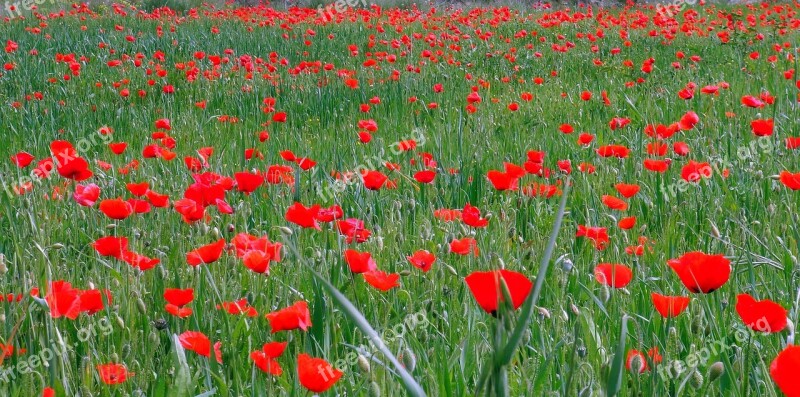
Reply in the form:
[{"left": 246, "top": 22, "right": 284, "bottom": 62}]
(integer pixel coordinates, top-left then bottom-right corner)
[
  {"left": 571, "top": 303, "right": 580, "bottom": 316},
  {"left": 0, "top": 314, "right": 5, "bottom": 324},
  {"left": 115, "top": 315, "right": 125, "bottom": 329},
  {"left": 691, "top": 315, "right": 704, "bottom": 334},
  {"left": 400, "top": 347, "right": 416, "bottom": 372},
  {"left": 106, "top": 224, "right": 117, "bottom": 230},
  {"left": 122, "top": 343, "right": 131, "bottom": 358},
  {"left": 708, "top": 362, "right": 724, "bottom": 382},
  {"left": 628, "top": 355, "right": 644, "bottom": 374},
  {"left": 560, "top": 309, "right": 569, "bottom": 322},
  {"left": 689, "top": 370, "right": 703, "bottom": 389},
  {"left": 368, "top": 381, "right": 381, "bottom": 397},
  {"left": 0, "top": 253, "right": 7, "bottom": 275},
  {"left": 136, "top": 297, "right": 147, "bottom": 315},
  {"left": 211, "top": 227, "right": 221, "bottom": 239},
  {"left": 110, "top": 352, "right": 119, "bottom": 363},
  {"left": 276, "top": 226, "right": 293, "bottom": 236},
  {"left": 399, "top": 270, "right": 411, "bottom": 276},
  {"left": 444, "top": 264, "right": 457, "bottom": 277},
  {"left": 149, "top": 331, "right": 160, "bottom": 345},
  {"left": 357, "top": 354, "right": 371, "bottom": 374},
  {"left": 538, "top": 307, "right": 551, "bottom": 319},
  {"left": 710, "top": 222, "right": 721, "bottom": 238},
  {"left": 600, "top": 287, "right": 610, "bottom": 303},
  {"left": 227, "top": 224, "right": 236, "bottom": 233},
  {"left": 49, "top": 243, "right": 65, "bottom": 250},
  {"left": 561, "top": 258, "right": 574, "bottom": 272}
]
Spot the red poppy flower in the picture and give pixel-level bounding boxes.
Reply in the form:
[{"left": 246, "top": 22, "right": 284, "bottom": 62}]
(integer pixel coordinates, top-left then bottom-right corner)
[
  {"left": 96, "top": 363, "right": 131, "bottom": 385},
  {"left": 186, "top": 239, "right": 226, "bottom": 266},
  {"left": 450, "top": 237, "right": 479, "bottom": 256},
  {"left": 234, "top": 171, "right": 264, "bottom": 194},
  {"left": 92, "top": 236, "right": 129, "bottom": 259},
  {"left": 667, "top": 251, "right": 731, "bottom": 293},
  {"left": 779, "top": 171, "right": 800, "bottom": 190},
  {"left": 486, "top": 170, "right": 519, "bottom": 191},
  {"left": 242, "top": 250, "right": 272, "bottom": 274},
  {"left": 155, "top": 118, "right": 171, "bottom": 130},
  {"left": 594, "top": 263, "right": 633, "bottom": 288},
  {"left": 602, "top": 195, "right": 628, "bottom": 211},
  {"left": 576, "top": 225, "right": 609, "bottom": 250},
  {"left": 344, "top": 249, "right": 377, "bottom": 274},
  {"left": 618, "top": 216, "right": 636, "bottom": 229},
  {"left": 99, "top": 198, "right": 134, "bottom": 220},
  {"left": 362, "top": 170, "right": 388, "bottom": 190},
  {"left": 218, "top": 298, "right": 258, "bottom": 317},
  {"left": 681, "top": 160, "right": 712, "bottom": 183},
  {"left": 678, "top": 111, "right": 699, "bottom": 130},
  {"left": 120, "top": 250, "right": 160, "bottom": 271},
  {"left": 363, "top": 270, "right": 400, "bottom": 291},
  {"left": 643, "top": 159, "right": 671, "bottom": 173},
  {"left": 163, "top": 288, "right": 194, "bottom": 307},
  {"left": 297, "top": 354, "right": 342, "bottom": 393},
  {"left": 251, "top": 342, "right": 287, "bottom": 376},
  {"left": 108, "top": 142, "right": 127, "bottom": 155},
  {"left": 179, "top": 331, "right": 211, "bottom": 357},
  {"left": 465, "top": 270, "right": 532, "bottom": 314},
  {"left": 73, "top": 183, "right": 101, "bottom": 207},
  {"left": 462, "top": 204, "right": 489, "bottom": 228},
  {"left": 336, "top": 218, "right": 371, "bottom": 243},
  {"left": 126, "top": 182, "right": 150, "bottom": 197},
  {"left": 413, "top": 170, "right": 436, "bottom": 184},
  {"left": 735, "top": 293, "right": 787, "bottom": 333},
  {"left": 407, "top": 250, "right": 436, "bottom": 272},
  {"left": 315, "top": 205, "right": 344, "bottom": 222},
  {"left": 10, "top": 152, "right": 34, "bottom": 167},
  {"left": 265, "top": 301, "right": 311, "bottom": 333},
  {"left": 614, "top": 183, "right": 640, "bottom": 198},
  {"left": 771, "top": 345, "right": 800, "bottom": 397},
  {"left": 651, "top": 293, "right": 690, "bottom": 318},
  {"left": 285, "top": 202, "right": 322, "bottom": 230},
  {"left": 751, "top": 119, "right": 774, "bottom": 136},
  {"left": 174, "top": 198, "right": 205, "bottom": 223}
]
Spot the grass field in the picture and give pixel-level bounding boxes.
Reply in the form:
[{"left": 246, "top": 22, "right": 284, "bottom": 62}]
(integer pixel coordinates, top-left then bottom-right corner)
[{"left": 1, "top": 1, "right": 800, "bottom": 396}]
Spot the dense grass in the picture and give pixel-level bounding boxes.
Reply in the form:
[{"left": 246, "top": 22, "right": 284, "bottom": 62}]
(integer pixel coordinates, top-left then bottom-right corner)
[{"left": 0, "top": 2, "right": 799, "bottom": 396}]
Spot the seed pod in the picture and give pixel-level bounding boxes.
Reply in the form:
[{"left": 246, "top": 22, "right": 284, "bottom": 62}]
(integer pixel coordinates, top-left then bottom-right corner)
[
  {"left": 153, "top": 319, "right": 168, "bottom": 331},
  {"left": 577, "top": 345, "right": 587, "bottom": 359},
  {"left": 708, "top": 362, "right": 724, "bottom": 382}
]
